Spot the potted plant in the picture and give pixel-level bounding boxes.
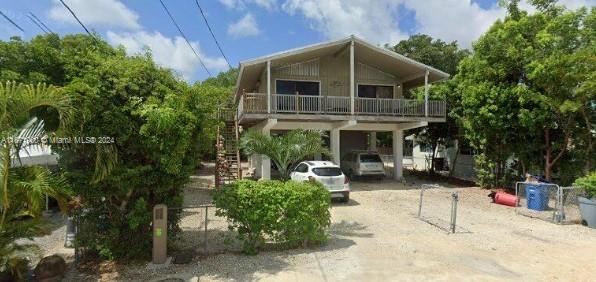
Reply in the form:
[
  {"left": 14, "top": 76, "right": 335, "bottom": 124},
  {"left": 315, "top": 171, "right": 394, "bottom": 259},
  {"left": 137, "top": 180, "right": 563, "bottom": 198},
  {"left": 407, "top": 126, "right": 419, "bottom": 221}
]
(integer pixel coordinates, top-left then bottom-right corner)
[{"left": 574, "top": 172, "right": 596, "bottom": 228}]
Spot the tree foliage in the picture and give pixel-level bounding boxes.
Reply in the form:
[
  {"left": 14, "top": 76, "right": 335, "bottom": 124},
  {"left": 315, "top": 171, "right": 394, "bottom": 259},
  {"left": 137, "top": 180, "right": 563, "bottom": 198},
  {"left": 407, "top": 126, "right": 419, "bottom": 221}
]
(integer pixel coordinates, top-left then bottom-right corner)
[
  {"left": 0, "top": 81, "right": 73, "bottom": 278},
  {"left": 0, "top": 34, "right": 232, "bottom": 259},
  {"left": 387, "top": 34, "right": 470, "bottom": 173},
  {"left": 456, "top": 2, "right": 595, "bottom": 186}
]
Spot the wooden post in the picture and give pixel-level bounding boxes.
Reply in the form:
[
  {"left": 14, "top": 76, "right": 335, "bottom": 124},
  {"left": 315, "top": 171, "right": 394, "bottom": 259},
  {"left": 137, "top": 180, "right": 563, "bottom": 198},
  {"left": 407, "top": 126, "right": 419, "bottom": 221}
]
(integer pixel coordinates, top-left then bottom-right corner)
[
  {"left": 424, "top": 69, "right": 429, "bottom": 117},
  {"left": 350, "top": 39, "right": 355, "bottom": 115},
  {"left": 267, "top": 60, "right": 271, "bottom": 114}
]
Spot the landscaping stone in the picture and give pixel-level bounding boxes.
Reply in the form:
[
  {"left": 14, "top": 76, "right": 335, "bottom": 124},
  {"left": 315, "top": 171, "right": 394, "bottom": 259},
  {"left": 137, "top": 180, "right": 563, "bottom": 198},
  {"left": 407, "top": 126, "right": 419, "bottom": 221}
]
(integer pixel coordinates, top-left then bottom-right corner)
[
  {"left": 34, "top": 255, "right": 66, "bottom": 282},
  {"left": 173, "top": 249, "right": 195, "bottom": 264}
]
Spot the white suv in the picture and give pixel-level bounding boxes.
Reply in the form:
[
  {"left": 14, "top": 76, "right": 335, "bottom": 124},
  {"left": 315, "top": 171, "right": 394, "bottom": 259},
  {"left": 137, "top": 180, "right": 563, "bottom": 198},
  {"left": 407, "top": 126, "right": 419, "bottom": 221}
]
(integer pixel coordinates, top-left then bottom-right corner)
[
  {"left": 290, "top": 161, "right": 350, "bottom": 202},
  {"left": 341, "top": 151, "right": 386, "bottom": 179}
]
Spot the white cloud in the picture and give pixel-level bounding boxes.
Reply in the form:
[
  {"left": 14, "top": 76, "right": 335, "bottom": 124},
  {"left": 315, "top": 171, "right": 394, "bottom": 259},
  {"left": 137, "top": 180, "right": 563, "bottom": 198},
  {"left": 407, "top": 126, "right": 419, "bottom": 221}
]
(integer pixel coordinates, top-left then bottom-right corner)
[
  {"left": 282, "top": 0, "right": 408, "bottom": 45},
  {"left": 253, "top": 0, "right": 277, "bottom": 10},
  {"left": 401, "top": 0, "right": 504, "bottom": 48},
  {"left": 219, "top": 0, "right": 277, "bottom": 10},
  {"left": 106, "top": 31, "right": 228, "bottom": 79},
  {"left": 228, "top": 13, "right": 261, "bottom": 38},
  {"left": 280, "top": 0, "right": 596, "bottom": 48},
  {"left": 49, "top": 0, "right": 141, "bottom": 30}
]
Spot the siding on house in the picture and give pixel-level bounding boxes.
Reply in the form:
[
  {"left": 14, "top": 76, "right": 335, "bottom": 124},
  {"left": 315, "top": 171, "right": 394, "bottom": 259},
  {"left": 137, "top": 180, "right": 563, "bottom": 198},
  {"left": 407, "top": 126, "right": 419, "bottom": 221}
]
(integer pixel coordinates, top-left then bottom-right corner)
[{"left": 255, "top": 54, "right": 404, "bottom": 98}]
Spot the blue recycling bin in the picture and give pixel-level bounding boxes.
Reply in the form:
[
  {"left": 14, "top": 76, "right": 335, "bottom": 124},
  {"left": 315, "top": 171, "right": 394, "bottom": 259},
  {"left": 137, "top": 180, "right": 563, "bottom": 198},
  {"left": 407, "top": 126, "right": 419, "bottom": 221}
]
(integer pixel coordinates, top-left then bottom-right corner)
[{"left": 525, "top": 184, "right": 549, "bottom": 211}]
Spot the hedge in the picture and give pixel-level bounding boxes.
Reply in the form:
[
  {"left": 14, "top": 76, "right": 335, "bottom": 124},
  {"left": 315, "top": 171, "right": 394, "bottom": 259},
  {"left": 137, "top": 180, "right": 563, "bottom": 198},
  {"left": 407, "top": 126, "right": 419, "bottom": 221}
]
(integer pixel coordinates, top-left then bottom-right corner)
[{"left": 213, "top": 180, "right": 331, "bottom": 254}]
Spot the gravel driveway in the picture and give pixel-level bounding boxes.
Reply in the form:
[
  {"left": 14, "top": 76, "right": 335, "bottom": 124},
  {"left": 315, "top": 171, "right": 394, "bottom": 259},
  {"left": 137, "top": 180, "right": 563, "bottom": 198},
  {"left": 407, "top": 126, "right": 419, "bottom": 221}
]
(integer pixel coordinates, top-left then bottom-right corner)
[{"left": 66, "top": 175, "right": 595, "bottom": 282}]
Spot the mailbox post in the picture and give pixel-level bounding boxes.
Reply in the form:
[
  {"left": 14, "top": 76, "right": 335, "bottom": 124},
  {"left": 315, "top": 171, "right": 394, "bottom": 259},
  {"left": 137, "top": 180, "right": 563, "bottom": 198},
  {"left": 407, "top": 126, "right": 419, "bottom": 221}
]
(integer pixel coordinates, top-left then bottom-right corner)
[{"left": 152, "top": 204, "right": 167, "bottom": 264}]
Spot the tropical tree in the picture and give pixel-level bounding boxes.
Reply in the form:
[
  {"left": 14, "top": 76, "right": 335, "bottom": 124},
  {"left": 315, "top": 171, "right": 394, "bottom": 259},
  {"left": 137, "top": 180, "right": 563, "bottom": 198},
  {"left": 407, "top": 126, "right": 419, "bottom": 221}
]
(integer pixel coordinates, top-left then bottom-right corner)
[
  {"left": 0, "top": 81, "right": 73, "bottom": 226},
  {"left": 241, "top": 130, "right": 330, "bottom": 180},
  {"left": 0, "top": 34, "right": 215, "bottom": 260},
  {"left": 456, "top": 0, "right": 595, "bottom": 186},
  {"left": 0, "top": 81, "right": 73, "bottom": 278},
  {"left": 387, "top": 34, "right": 470, "bottom": 174}
]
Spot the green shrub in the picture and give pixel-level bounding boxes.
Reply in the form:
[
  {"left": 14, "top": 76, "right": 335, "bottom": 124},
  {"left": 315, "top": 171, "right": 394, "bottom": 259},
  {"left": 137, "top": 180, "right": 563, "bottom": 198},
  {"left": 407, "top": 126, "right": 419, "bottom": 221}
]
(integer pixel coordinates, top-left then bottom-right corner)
[
  {"left": 574, "top": 172, "right": 596, "bottom": 199},
  {"left": 213, "top": 180, "right": 331, "bottom": 254}
]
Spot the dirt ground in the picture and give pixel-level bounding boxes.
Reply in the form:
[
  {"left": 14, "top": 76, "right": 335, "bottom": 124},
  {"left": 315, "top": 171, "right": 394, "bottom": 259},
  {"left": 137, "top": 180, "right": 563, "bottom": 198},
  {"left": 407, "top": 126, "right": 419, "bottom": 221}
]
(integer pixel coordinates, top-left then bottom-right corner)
[{"left": 57, "top": 165, "right": 596, "bottom": 282}]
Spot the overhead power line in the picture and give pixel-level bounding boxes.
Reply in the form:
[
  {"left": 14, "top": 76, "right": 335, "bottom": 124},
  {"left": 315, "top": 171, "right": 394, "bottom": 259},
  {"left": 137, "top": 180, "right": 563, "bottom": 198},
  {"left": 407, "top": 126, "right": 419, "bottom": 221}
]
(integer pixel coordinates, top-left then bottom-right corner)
[
  {"left": 58, "top": 0, "right": 99, "bottom": 43},
  {"left": 159, "top": 0, "right": 212, "bottom": 77},
  {"left": 30, "top": 12, "right": 53, "bottom": 34},
  {"left": 0, "top": 10, "right": 25, "bottom": 32},
  {"left": 27, "top": 14, "right": 49, "bottom": 34},
  {"left": 194, "top": 0, "right": 232, "bottom": 69}
]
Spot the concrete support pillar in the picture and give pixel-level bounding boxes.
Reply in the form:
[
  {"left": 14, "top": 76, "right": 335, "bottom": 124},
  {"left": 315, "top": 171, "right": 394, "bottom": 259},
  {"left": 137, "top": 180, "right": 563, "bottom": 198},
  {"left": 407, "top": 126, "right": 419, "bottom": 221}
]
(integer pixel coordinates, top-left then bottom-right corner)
[
  {"left": 369, "top": 132, "right": 377, "bottom": 151},
  {"left": 331, "top": 129, "right": 341, "bottom": 165},
  {"left": 261, "top": 127, "right": 271, "bottom": 180},
  {"left": 393, "top": 129, "right": 404, "bottom": 180},
  {"left": 252, "top": 118, "right": 277, "bottom": 180}
]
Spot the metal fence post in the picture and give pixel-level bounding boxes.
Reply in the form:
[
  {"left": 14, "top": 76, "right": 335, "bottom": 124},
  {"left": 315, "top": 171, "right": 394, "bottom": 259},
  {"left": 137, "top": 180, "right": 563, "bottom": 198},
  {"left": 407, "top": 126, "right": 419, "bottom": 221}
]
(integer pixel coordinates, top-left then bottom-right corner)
[
  {"left": 204, "top": 205, "right": 208, "bottom": 254},
  {"left": 450, "top": 192, "right": 459, "bottom": 234},
  {"left": 418, "top": 186, "right": 425, "bottom": 218}
]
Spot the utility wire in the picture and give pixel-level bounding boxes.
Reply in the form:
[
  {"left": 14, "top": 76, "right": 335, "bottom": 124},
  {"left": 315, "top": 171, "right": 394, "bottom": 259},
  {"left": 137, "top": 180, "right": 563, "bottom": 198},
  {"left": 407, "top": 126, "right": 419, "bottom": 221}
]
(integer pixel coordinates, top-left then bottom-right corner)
[
  {"left": 0, "top": 10, "right": 25, "bottom": 32},
  {"left": 159, "top": 0, "right": 212, "bottom": 77},
  {"left": 58, "top": 0, "right": 99, "bottom": 43},
  {"left": 27, "top": 14, "right": 49, "bottom": 34},
  {"left": 194, "top": 0, "right": 232, "bottom": 69},
  {"left": 30, "top": 12, "right": 53, "bottom": 34}
]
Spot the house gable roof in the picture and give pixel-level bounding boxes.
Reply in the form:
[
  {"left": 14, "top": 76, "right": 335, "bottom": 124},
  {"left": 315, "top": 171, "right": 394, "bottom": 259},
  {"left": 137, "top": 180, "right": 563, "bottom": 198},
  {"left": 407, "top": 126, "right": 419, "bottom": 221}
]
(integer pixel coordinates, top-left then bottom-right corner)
[{"left": 234, "top": 35, "right": 450, "bottom": 96}]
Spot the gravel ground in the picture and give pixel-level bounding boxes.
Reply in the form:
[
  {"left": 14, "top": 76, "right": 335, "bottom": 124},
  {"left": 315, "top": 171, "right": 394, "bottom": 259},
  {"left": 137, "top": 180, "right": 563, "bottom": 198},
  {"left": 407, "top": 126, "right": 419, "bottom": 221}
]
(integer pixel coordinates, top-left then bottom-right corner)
[
  {"left": 15, "top": 213, "right": 74, "bottom": 267},
  {"left": 23, "top": 161, "right": 589, "bottom": 281},
  {"left": 54, "top": 169, "right": 596, "bottom": 282}
]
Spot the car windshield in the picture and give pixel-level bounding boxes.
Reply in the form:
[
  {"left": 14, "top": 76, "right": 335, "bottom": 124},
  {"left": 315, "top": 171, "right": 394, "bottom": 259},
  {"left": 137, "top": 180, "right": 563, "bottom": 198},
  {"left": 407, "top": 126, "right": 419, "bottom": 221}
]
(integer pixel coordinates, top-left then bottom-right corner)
[
  {"left": 312, "top": 167, "right": 343, "bottom": 176},
  {"left": 359, "top": 154, "right": 382, "bottom": 163}
]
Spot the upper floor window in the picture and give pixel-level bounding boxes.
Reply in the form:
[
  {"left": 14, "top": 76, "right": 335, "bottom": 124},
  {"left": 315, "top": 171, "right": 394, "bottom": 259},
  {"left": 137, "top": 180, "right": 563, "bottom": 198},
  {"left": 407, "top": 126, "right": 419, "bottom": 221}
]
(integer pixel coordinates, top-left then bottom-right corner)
[
  {"left": 276, "top": 80, "right": 320, "bottom": 96},
  {"left": 357, "top": 84, "right": 393, "bottom": 98}
]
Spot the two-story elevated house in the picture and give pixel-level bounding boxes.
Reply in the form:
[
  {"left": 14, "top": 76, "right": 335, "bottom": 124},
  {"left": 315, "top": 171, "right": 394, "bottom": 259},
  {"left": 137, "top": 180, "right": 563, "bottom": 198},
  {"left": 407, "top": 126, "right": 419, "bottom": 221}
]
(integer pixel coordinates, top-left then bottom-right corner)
[{"left": 234, "top": 35, "right": 449, "bottom": 180}]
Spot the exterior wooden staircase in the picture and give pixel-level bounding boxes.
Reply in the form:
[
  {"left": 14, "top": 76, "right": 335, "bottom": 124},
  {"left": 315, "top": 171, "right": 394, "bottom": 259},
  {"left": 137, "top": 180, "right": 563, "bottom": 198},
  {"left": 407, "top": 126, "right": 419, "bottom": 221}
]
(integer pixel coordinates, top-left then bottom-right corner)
[{"left": 215, "top": 108, "right": 242, "bottom": 187}]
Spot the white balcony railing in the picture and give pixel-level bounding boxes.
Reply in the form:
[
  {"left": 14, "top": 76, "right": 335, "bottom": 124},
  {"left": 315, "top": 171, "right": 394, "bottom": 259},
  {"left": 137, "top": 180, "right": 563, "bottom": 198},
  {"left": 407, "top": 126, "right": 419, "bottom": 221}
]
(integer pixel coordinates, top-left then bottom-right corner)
[{"left": 239, "top": 93, "right": 446, "bottom": 118}]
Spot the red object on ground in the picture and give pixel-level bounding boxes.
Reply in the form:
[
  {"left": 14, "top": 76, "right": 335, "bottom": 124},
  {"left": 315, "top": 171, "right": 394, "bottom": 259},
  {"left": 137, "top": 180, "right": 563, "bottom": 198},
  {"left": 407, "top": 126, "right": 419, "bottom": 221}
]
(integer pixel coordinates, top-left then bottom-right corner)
[{"left": 494, "top": 192, "right": 518, "bottom": 207}]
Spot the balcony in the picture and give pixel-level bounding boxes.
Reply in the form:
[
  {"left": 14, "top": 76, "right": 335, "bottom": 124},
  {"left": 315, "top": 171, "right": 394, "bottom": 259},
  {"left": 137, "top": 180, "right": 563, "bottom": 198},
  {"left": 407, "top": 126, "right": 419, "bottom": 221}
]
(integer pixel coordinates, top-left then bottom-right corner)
[{"left": 238, "top": 93, "right": 446, "bottom": 122}]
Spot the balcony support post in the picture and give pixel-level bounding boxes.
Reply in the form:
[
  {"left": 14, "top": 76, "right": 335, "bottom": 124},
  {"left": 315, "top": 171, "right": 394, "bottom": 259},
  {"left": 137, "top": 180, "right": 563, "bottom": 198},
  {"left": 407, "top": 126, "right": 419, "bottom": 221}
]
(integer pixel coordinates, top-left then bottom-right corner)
[
  {"left": 350, "top": 39, "right": 355, "bottom": 115},
  {"left": 267, "top": 60, "right": 271, "bottom": 114},
  {"left": 424, "top": 69, "right": 429, "bottom": 117},
  {"left": 369, "top": 132, "right": 377, "bottom": 151},
  {"left": 393, "top": 129, "right": 404, "bottom": 180}
]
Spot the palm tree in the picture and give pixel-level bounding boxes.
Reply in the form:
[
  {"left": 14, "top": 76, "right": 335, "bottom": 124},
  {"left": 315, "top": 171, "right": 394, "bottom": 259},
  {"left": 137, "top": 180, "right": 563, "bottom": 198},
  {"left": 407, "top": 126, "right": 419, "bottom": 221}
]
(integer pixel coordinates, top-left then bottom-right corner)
[
  {"left": 0, "top": 81, "right": 74, "bottom": 226},
  {"left": 0, "top": 81, "right": 73, "bottom": 278},
  {"left": 241, "top": 130, "right": 330, "bottom": 180}
]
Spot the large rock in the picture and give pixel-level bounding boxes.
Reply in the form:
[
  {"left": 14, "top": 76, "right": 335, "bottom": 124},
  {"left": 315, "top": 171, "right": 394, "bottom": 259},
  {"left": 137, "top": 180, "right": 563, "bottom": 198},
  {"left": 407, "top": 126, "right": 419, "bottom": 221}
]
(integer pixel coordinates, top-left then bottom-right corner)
[{"left": 34, "top": 255, "right": 66, "bottom": 282}]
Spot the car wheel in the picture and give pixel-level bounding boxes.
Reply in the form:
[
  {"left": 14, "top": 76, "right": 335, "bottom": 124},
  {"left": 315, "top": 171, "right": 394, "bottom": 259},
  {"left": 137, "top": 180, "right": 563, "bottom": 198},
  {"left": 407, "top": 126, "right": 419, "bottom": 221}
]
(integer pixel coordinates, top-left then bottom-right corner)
[
  {"left": 341, "top": 194, "right": 350, "bottom": 203},
  {"left": 348, "top": 169, "right": 355, "bottom": 180}
]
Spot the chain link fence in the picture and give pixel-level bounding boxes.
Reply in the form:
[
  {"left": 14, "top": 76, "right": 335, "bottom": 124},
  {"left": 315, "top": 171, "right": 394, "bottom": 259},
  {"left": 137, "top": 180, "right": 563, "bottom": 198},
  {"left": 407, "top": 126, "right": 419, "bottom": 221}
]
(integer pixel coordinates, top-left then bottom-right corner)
[
  {"left": 417, "top": 184, "right": 465, "bottom": 234},
  {"left": 515, "top": 182, "right": 585, "bottom": 225},
  {"left": 168, "top": 204, "right": 236, "bottom": 259}
]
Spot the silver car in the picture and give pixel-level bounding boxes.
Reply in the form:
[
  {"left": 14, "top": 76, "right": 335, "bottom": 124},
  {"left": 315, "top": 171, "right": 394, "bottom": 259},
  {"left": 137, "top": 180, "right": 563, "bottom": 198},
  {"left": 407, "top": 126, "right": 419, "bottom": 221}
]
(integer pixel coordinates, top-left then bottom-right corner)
[{"left": 341, "top": 151, "right": 386, "bottom": 179}]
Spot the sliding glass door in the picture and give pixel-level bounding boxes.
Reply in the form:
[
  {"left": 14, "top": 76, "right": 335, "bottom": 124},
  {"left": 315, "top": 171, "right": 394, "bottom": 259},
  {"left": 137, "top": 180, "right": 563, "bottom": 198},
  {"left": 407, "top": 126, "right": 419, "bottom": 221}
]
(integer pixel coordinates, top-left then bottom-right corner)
[{"left": 275, "top": 80, "right": 320, "bottom": 112}]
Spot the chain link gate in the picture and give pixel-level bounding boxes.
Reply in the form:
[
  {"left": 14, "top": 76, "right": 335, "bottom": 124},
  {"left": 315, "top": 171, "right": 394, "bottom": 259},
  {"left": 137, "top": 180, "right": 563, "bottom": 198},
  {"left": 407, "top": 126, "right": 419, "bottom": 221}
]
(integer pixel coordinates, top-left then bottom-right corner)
[
  {"left": 417, "top": 184, "right": 462, "bottom": 234},
  {"left": 515, "top": 182, "right": 585, "bottom": 225},
  {"left": 168, "top": 203, "right": 234, "bottom": 262}
]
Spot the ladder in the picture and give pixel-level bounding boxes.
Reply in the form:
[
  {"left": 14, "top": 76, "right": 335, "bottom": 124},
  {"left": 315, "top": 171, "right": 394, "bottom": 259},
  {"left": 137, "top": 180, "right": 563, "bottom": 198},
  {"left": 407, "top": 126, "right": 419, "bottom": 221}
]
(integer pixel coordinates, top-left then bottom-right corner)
[{"left": 215, "top": 108, "right": 242, "bottom": 187}]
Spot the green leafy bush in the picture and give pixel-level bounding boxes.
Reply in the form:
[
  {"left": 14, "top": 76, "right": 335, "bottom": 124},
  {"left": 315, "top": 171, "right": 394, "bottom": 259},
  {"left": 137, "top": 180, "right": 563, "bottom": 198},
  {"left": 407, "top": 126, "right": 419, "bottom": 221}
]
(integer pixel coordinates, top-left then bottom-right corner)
[
  {"left": 213, "top": 180, "right": 331, "bottom": 254},
  {"left": 574, "top": 172, "right": 596, "bottom": 199},
  {"left": 1, "top": 35, "right": 234, "bottom": 260}
]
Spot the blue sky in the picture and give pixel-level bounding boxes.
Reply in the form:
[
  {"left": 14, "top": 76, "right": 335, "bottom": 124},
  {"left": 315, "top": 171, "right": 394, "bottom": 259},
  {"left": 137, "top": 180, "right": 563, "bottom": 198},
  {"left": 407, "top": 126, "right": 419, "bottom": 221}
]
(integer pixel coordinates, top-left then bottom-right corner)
[{"left": 1, "top": 0, "right": 594, "bottom": 82}]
